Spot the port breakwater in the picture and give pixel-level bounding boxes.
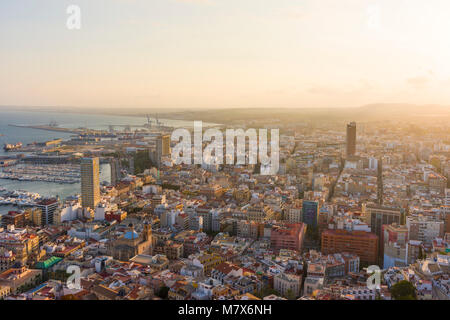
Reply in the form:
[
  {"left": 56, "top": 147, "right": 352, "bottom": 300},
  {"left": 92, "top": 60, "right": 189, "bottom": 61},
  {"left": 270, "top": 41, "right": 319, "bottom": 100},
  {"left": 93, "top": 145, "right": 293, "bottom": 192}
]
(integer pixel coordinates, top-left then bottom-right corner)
[{"left": 8, "top": 124, "right": 82, "bottom": 134}]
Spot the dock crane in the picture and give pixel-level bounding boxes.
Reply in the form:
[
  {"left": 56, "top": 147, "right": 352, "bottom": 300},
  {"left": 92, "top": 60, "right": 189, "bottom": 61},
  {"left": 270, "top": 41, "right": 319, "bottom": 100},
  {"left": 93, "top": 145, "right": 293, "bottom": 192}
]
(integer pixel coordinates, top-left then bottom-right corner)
[{"left": 154, "top": 114, "right": 161, "bottom": 127}]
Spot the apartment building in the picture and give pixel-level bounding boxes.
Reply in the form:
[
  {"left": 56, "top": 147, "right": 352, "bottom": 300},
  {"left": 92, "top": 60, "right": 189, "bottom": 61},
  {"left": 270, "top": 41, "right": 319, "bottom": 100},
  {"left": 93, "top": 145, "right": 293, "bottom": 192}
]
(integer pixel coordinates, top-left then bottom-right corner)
[
  {"left": 406, "top": 214, "right": 444, "bottom": 245},
  {"left": 274, "top": 273, "right": 302, "bottom": 298},
  {"left": 270, "top": 223, "right": 305, "bottom": 253},
  {"left": 321, "top": 229, "right": 379, "bottom": 265}
]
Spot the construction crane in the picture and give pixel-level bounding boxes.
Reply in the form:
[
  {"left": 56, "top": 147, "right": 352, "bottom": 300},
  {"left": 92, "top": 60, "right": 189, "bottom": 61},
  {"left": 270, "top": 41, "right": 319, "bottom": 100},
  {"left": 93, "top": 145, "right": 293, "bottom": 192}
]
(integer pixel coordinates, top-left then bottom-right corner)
[
  {"left": 154, "top": 114, "right": 161, "bottom": 127},
  {"left": 145, "top": 114, "right": 152, "bottom": 128}
]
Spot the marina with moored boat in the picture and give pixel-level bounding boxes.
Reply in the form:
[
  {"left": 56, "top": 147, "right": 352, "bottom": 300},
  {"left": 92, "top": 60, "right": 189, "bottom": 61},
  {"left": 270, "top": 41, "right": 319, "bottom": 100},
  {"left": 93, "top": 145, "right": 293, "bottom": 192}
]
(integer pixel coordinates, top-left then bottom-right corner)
[
  {"left": 3, "top": 142, "right": 23, "bottom": 151},
  {"left": 0, "top": 164, "right": 81, "bottom": 184},
  {"left": 0, "top": 188, "right": 42, "bottom": 207}
]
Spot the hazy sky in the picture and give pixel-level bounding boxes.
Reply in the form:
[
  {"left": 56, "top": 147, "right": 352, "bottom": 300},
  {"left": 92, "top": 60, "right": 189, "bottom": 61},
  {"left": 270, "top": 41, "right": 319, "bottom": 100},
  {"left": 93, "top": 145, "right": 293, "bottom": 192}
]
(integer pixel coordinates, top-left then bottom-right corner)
[{"left": 2, "top": 0, "right": 450, "bottom": 109}]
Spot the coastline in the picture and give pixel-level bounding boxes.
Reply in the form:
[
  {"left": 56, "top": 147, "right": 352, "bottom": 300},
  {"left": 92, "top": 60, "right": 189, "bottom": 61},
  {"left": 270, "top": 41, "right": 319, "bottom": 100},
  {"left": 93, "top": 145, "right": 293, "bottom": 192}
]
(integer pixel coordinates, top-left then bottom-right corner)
[
  {"left": 0, "top": 107, "right": 223, "bottom": 127},
  {"left": 3, "top": 104, "right": 448, "bottom": 126}
]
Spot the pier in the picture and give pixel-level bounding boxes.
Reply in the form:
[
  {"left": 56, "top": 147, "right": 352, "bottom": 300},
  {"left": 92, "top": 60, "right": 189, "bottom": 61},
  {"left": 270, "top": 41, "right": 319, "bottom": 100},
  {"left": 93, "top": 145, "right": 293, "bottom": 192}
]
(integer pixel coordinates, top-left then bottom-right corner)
[{"left": 8, "top": 124, "right": 82, "bottom": 134}]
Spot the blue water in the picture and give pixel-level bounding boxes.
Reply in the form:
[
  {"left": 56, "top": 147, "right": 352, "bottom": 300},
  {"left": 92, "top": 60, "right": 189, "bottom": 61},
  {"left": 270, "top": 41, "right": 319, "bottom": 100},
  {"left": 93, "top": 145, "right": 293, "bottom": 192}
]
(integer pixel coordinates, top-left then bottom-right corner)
[
  {"left": 0, "top": 109, "right": 210, "bottom": 155},
  {"left": 0, "top": 109, "right": 206, "bottom": 214}
]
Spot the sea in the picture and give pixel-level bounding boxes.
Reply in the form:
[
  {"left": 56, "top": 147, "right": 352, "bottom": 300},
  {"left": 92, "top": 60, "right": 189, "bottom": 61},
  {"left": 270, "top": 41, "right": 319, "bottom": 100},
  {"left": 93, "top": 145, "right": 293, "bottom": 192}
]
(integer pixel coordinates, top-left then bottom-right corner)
[{"left": 0, "top": 109, "right": 207, "bottom": 215}]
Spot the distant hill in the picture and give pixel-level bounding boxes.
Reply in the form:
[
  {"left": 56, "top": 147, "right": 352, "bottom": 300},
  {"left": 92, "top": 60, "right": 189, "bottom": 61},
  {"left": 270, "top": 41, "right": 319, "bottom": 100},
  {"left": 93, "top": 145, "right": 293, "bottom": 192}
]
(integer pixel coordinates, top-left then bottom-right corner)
[
  {"left": 354, "top": 103, "right": 450, "bottom": 118},
  {"left": 156, "top": 104, "right": 450, "bottom": 124},
  {"left": 2, "top": 104, "right": 449, "bottom": 124}
]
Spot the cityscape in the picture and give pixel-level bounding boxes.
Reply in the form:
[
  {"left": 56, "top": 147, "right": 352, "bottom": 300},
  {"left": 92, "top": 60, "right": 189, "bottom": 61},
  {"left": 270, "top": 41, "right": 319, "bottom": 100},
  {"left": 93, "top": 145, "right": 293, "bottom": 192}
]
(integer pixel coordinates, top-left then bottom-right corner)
[
  {"left": 0, "top": 112, "right": 448, "bottom": 301},
  {"left": 0, "top": 0, "right": 450, "bottom": 307}
]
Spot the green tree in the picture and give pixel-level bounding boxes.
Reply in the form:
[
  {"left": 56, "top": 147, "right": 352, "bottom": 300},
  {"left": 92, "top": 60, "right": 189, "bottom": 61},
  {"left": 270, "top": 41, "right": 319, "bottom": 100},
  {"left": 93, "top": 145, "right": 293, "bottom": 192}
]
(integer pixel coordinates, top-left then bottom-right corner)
[
  {"left": 418, "top": 247, "right": 425, "bottom": 260},
  {"left": 306, "top": 225, "right": 320, "bottom": 242},
  {"left": 359, "top": 262, "right": 370, "bottom": 271},
  {"left": 205, "top": 230, "right": 220, "bottom": 238},
  {"left": 254, "top": 287, "right": 281, "bottom": 299},
  {"left": 156, "top": 286, "right": 170, "bottom": 299},
  {"left": 390, "top": 280, "right": 417, "bottom": 300},
  {"left": 162, "top": 183, "right": 180, "bottom": 191},
  {"left": 134, "top": 150, "right": 153, "bottom": 174},
  {"left": 285, "top": 288, "right": 297, "bottom": 300}
]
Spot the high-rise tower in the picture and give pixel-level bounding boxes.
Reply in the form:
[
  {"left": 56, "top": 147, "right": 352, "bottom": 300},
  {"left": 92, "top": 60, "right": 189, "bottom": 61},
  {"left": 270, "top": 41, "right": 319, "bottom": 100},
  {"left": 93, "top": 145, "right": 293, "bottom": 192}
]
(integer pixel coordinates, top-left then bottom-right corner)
[
  {"left": 346, "top": 122, "right": 356, "bottom": 157},
  {"left": 154, "top": 134, "right": 171, "bottom": 168},
  {"left": 377, "top": 158, "right": 383, "bottom": 205},
  {"left": 81, "top": 157, "right": 100, "bottom": 209},
  {"left": 110, "top": 158, "right": 121, "bottom": 186}
]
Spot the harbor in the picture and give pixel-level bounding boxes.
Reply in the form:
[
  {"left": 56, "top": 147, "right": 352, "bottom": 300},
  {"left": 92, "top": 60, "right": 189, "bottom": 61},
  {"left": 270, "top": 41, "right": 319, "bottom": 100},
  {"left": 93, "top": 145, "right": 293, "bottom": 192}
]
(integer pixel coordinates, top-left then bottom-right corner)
[
  {"left": 3, "top": 142, "right": 22, "bottom": 151},
  {"left": 0, "top": 188, "right": 42, "bottom": 207},
  {"left": 0, "top": 109, "right": 175, "bottom": 203},
  {"left": 0, "top": 162, "right": 111, "bottom": 205},
  {"left": 8, "top": 124, "right": 82, "bottom": 134},
  {"left": 0, "top": 164, "right": 81, "bottom": 184}
]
